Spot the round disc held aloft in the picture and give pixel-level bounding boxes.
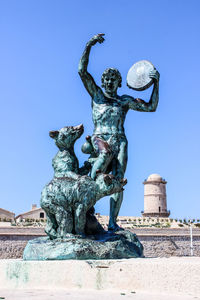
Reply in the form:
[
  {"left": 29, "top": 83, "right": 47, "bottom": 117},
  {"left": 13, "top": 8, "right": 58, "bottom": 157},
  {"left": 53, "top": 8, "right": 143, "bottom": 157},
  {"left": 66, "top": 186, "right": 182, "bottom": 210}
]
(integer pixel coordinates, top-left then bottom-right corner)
[{"left": 127, "top": 60, "right": 155, "bottom": 91}]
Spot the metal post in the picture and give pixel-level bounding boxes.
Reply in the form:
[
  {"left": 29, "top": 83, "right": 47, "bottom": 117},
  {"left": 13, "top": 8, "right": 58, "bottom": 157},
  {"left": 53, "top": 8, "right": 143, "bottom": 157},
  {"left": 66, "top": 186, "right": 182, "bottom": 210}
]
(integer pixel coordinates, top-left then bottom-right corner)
[{"left": 190, "top": 223, "right": 194, "bottom": 256}]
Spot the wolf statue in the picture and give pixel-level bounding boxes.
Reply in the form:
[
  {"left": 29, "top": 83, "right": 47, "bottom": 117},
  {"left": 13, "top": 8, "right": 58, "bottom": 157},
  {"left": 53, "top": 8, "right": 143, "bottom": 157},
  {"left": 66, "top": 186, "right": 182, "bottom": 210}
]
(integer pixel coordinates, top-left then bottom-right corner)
[{"left": 40, "top": 124, "right": 127, "bottom": 239}]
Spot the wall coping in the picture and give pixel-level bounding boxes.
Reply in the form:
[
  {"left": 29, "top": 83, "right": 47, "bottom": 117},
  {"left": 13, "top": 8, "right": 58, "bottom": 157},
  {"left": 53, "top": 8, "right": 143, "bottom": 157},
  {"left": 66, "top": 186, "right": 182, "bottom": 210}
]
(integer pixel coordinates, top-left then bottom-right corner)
[{"left": 0, "top": 232, "right": 200, "bottom": 237}]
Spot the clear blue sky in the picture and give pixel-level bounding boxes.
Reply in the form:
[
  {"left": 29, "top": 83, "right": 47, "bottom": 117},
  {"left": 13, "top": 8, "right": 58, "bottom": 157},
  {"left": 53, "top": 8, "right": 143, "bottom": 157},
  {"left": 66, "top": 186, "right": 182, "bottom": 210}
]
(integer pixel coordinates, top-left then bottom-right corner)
[{"left": 0, "top": 0, "right": 200, "bottom": 219}]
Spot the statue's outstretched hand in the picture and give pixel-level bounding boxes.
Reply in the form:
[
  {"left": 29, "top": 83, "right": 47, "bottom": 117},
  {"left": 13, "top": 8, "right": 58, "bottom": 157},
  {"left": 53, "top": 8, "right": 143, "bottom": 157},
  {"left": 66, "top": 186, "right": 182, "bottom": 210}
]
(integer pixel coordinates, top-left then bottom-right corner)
[
  {"left": 89, "top": 33, "right": 105, "bottom": 46},
  {"left": 149, "top": 69, "right": 160, "bottom": 84}
]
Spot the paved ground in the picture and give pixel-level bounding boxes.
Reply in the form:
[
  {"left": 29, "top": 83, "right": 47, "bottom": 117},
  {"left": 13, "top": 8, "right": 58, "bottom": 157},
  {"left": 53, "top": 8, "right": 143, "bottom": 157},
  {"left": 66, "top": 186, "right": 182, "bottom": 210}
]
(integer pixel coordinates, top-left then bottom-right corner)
[{"left": 0, "top": 289, "right": 199, "bottom": 300}]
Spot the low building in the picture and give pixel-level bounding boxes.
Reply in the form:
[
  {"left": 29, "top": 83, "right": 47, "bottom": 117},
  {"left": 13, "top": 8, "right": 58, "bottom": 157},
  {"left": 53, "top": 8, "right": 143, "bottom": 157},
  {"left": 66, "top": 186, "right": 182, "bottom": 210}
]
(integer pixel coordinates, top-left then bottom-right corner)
[
  {"left": 16, "top": 204, "right": 46, "bottom": 222},
  {"left": 0, "top": 208, "right": 15, "bottom": 221}
]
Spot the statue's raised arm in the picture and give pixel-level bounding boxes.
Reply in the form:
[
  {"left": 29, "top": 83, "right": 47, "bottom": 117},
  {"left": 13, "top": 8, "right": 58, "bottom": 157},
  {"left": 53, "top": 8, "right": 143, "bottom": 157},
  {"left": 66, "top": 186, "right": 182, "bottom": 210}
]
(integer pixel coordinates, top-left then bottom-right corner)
[
  {"left": 122, "top": 70, "right": 160, "bottom": 112},
  {"left": 78, "top": 34, "right": 105, "bottom": 98}
]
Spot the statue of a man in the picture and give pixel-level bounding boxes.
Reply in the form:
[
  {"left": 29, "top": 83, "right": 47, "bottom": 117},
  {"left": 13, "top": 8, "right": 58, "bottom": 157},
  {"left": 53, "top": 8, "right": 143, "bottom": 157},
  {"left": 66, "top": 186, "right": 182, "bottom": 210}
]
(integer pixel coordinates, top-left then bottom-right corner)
[{"left": 78, "top": 34, "right": 160, "bottom": 231}]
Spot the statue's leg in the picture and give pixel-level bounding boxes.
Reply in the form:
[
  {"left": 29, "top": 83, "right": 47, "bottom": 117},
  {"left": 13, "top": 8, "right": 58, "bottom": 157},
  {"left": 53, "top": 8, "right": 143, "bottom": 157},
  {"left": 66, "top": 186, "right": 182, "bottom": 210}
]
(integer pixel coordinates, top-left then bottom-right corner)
[
  {"left": 55, "top": 206, "right": 73, "bottom": 238},
  {"left": 45, "top": 211, "right": 58, "bottom": 239},
  {"left": 90, "top": 136, "right": 113, "bottom": 180},
  {"left": 108, "top": 138, "right": 127, "bottom": 231},
  {"left": 41, "top": 197, "right": 58, "bottom": 239},
  {"left": 108, "top": 192, "right": 123, "bottom": 231},
  {"left": 74, "top": 203, "right": 86, "bottom": 237},
  {"left": 91, "top": 151, "right": 113, "bottom": 179}
]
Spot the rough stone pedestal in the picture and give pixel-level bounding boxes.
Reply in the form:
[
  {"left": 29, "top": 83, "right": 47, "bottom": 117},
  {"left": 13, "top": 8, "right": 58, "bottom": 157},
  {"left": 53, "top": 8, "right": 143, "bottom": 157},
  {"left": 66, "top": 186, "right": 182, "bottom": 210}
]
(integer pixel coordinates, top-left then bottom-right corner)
[{"left": 23, "top": 230, "right": 143, "bottom": 260}]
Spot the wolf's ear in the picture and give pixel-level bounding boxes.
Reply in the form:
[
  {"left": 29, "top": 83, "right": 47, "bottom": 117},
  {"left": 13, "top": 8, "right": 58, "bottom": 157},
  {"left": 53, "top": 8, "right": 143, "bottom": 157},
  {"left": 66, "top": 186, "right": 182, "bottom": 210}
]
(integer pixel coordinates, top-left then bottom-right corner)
[{"left": 49, "top": 130, "right": 59, "bottom": 139}]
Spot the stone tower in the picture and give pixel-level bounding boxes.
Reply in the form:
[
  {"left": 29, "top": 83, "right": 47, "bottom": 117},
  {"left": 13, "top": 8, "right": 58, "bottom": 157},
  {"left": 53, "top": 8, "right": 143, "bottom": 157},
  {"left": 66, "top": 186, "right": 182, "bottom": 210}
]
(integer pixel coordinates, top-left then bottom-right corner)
[{"left": 142, "top": 174, "right": 170, "bottom": 217}]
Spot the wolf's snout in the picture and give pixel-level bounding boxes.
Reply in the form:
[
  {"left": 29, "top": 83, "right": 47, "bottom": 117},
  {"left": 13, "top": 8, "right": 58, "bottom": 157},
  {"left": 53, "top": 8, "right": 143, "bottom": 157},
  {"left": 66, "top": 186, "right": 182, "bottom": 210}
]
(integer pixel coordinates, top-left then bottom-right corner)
[{"left": 74, "top": 124, "right": 84, "bottom": 131}]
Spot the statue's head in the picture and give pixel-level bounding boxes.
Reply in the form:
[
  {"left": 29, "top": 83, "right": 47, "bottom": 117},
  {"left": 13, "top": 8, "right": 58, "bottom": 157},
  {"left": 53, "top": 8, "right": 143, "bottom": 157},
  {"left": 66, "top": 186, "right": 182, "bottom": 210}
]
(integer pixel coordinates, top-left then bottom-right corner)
[{"left": 101, "top": 68, "right": 122, "bottom": 94}]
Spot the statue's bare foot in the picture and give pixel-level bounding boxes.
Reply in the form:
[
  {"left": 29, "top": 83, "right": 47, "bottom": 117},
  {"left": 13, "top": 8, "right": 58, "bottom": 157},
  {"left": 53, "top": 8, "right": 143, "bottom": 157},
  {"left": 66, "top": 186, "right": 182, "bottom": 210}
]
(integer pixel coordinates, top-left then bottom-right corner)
[{"left": 108, "top": 222, "right": 124, "bottom": 232}]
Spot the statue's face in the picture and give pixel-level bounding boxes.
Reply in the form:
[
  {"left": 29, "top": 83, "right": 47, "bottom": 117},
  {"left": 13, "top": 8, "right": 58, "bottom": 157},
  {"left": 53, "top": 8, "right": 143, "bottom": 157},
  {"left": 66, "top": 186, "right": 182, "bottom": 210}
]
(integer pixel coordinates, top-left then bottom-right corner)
[{"left": 103, "top": 73, "right": 119, "bottom": 94}]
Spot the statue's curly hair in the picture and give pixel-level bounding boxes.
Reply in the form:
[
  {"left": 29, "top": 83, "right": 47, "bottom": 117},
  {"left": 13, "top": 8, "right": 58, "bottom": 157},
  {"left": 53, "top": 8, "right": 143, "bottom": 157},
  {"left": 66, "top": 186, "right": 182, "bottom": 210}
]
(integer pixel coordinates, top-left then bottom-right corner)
[{"left": 101, "top": 68, "right": 122, "bottom": 88}]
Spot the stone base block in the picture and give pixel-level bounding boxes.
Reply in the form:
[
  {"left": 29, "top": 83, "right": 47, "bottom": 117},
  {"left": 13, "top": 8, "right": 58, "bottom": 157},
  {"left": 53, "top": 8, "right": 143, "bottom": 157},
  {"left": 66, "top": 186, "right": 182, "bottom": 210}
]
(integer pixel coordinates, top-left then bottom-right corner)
[{"left": 0, "top": 258, "right": 200, "bottom": 296}]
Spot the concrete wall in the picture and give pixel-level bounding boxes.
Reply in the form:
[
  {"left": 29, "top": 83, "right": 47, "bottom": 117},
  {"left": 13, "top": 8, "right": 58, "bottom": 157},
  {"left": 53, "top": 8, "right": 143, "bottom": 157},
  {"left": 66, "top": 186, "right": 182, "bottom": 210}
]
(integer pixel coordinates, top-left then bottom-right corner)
[
  {"left": 140, "top": 235, "right": 200, "bottom": 257},
  {"left": 0, "top": 235, "right": 40, "bottom": 259},
  {"left": 1, "top": 229, "right": 200, "bottom": 259}
]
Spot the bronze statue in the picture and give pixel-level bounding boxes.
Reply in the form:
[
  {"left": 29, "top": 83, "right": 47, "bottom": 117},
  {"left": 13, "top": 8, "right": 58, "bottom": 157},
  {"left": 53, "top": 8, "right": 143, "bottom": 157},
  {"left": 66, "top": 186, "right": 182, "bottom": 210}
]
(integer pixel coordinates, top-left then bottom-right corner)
[{"left": 79, "top": 34, "right": 160, "bottom": 231}]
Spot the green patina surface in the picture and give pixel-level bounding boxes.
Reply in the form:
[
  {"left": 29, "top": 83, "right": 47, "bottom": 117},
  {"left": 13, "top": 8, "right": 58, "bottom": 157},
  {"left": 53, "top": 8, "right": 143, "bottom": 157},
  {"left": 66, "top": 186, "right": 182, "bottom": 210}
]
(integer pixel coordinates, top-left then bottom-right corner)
[
  {"left": 23, "top": 230, "right": 143, "bottom": 260},
  {"left": 40, "top": 124, "right": 127, "bottom": 239},
  {"left": 79, "top": 34, "right": 159, "bottom": 231},
  {"left": 24, "top": 34, "right": 160, "bottom": 260},
  {"left": 6, "top": 261, "right": 29, "bottom": 287}
]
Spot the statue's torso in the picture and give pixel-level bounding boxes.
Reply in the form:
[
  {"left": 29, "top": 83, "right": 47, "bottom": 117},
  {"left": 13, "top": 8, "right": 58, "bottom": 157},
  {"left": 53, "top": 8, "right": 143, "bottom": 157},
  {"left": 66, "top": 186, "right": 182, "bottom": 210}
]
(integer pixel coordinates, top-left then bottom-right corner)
[{"left": 92, "top": 92, "right": 128, "bottom": 135}]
